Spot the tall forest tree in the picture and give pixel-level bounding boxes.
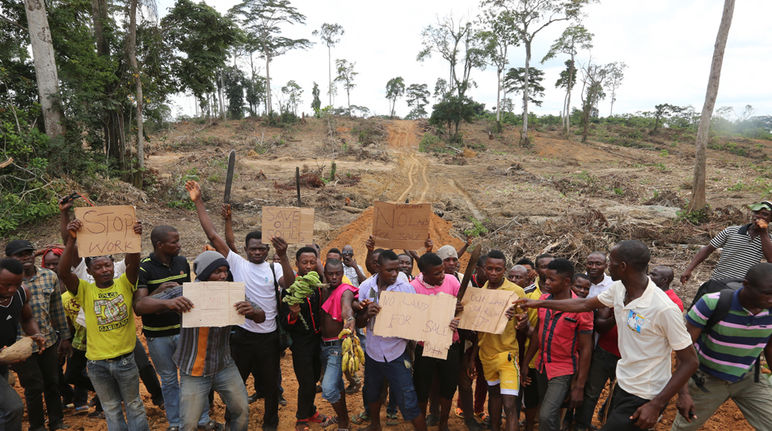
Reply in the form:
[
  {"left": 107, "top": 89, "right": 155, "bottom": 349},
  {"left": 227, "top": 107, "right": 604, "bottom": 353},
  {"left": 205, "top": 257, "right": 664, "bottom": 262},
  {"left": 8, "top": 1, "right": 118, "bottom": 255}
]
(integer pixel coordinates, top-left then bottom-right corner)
[
  {"left": 479, "top": 7, "right": 518, "bottom": 131},
  {"left": 230, "top": 0, "right": 310, "bottom": 115},
  {"left": 162, "top": 0, "right": 237, "bottom": 116},
  {"left": 417, "top": 15, "right": 486, "bottom": 100},
  {"left": 689, "top": 0, "right": 735, "bottom": 212},
  {"left": 311, "top": 81, "right": 321, "bottom": 116},
  {"left": 334, "top": 59, "right": 357, "bottom": 114},
  {"left": 126, "top": 0, "right": 145, "bottom": 178},
  {"left": 23, "top": 0, "right": 65, "bottom": 138},
  {"left": 504, "top": 67, "right": 545, "bottom": 107},
  {"left": 579, "top": 61, "right": 612, "bottom": 143},
  {"left": 312, "top": 23, "right": 344, "bottom": 107},
  {"left": 385, "top": 77, "right": 405, "bottom": 118},
  {"left": 606, "top": 61, "right": 626, "bottom": 116},
  {"left": 406, "top": 83, "right": 430, "bottom": 119},
  {"left": 280, "top": 80, "right": 302, "bottom": 115},
  {"left": 542, "top": 24, "right": 593, "bottom": 135},
  {"left": 483, "top": 0, "right": 589, "bottom": 145}
]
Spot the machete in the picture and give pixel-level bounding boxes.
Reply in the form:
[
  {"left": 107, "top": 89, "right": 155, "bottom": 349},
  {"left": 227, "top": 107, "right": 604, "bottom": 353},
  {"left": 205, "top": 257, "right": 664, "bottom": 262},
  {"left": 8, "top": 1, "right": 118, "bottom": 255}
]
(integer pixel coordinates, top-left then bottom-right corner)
[
  {"left": 456, "top": 244, "right": 481, "bottom": 307},
  {"left": 223, "top": 150, "right": 236, "bottom": 204}
]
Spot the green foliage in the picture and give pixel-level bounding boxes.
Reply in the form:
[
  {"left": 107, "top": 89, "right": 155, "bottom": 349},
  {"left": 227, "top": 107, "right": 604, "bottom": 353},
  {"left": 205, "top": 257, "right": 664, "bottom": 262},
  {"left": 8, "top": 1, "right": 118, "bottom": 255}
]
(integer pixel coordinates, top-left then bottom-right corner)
[
  {"left": 311, "top": 82, "right": 321, "bottom": 117},
  {"left": 430, "top": 96, "right": 484, "bottom": 141},
  {"left": 223, "top": 65, "right": 246, "bottom": 119},
  {"left": 418, "top": 132, "right": 445, "bottom": 153},
  {"left": 464, "top": 217, "right": 489, "bottom": 238},
  {"left": 678, "top": 207, "right": 710, "bottom": 225},
  {"left": 166, "top": 168, "right": 199, "bottom": 210},
  {"left": 385, "top": 77, "right": 405, "bottom": 118},
  {"left": 280, "top": 80, "right": 303, "bottom": 115},
  {"left": 328, "top": 161, "right": 337, "bottom": 181},
  {"left": 351, "top": 122, "right": 384, "bottom": 146},
  {"left": 405, "top": 83, "right": 430, "bottom": 119},
  {"left": 504, "top": 67, "right": 546, "bottom": 107}
]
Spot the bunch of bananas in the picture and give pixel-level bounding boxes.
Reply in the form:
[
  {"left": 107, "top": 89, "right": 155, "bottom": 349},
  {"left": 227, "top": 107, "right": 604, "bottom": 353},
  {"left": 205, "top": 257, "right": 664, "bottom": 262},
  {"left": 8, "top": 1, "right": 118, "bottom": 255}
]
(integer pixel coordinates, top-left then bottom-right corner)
[
  {"left": 283, "top": 271, "right": 322, "bottom": 329},
  {"left": 339, "top": 328, "right": 365, "bottom": 374}
]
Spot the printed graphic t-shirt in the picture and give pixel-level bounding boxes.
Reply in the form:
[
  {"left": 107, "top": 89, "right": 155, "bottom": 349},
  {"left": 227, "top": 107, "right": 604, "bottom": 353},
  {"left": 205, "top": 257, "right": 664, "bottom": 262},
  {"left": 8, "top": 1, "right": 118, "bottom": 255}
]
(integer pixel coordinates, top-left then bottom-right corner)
[{"left": 76, "top": 273, "right": 137, "bottom": 360}]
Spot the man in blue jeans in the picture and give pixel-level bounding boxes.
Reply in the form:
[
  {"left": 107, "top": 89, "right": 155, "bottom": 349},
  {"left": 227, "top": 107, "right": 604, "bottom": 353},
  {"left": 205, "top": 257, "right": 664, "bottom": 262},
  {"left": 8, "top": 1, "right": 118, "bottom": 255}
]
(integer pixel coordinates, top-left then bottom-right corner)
[
  {"left": 319, "top": 259, "right": 359, "bottom": 429},
  {"left": 59, "top": 218, "right": 150, "bottom": 431},
  {"left": 148, "top": 250, "right": 265, "bottom": 431},
  {"left": 357, "top": 250, "right": 428, "bottom": 431},
  {"left": 134, "top": 225, "right": 219, "bottom": 431}
]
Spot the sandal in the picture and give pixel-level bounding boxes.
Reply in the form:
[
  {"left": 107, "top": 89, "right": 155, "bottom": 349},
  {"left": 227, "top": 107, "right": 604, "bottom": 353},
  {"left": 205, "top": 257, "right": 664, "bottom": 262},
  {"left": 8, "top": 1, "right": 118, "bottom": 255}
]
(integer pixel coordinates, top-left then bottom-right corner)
[
  {"left": 306, "top": 411, "right": 330, "bottom": 424},
  {"left": 351, "top": 411, "right": 370, "bottom": 425},
  {"left": 386, "top": 412, "right": 399, "bottom": 426},
  {"left": 321, "top": 415, "right": 338, "bottom": 428}
]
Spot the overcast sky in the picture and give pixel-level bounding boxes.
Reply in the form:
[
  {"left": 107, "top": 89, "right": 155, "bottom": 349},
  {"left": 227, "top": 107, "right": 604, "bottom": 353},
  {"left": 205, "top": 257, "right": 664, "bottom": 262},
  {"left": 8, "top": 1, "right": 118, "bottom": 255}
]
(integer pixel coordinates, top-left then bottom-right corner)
[{"left": 156, "top": 0, "right": 772, "bottom": 119}]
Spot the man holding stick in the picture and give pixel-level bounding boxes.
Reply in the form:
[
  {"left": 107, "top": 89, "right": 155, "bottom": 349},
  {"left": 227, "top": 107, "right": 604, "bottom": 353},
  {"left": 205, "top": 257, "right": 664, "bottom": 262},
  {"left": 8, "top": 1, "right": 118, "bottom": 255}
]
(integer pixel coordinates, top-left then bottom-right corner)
[{"left": 516, "top": 240, "right": 698, "bottom": 430}]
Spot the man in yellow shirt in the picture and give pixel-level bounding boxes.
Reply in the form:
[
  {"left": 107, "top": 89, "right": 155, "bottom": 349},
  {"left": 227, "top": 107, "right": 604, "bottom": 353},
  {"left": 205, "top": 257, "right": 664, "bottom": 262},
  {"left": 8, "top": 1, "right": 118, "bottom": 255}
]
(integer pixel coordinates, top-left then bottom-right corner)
[
  {"left": 477, "top": 250, "right": 527, "bottom": 431},
  {"left": 59, "top": 218, "right": 150, "bottom": 431}
]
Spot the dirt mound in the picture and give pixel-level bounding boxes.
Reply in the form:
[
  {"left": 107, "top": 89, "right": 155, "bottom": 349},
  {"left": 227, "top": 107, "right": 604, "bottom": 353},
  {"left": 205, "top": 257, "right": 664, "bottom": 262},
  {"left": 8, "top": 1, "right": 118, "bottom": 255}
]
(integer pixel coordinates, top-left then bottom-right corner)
[{"left": 321, "top": 206, "right": 468, "bottom": 275}]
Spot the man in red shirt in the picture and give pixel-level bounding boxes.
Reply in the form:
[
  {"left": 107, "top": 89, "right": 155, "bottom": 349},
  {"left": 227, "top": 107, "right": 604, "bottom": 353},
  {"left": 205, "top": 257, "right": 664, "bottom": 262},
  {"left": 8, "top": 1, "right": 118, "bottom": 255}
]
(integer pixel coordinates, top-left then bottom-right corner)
[
  {"left": 649, "top": 266, "right": 684, "bottom": 312},
  {"left": 521, "top": 259, "right": 593, "bottom": 431}
]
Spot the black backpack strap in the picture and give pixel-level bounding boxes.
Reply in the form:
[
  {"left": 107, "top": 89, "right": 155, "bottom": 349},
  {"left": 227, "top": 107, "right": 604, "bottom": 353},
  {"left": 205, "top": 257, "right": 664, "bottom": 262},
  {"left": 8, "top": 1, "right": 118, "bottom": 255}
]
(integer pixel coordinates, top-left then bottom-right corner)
[{"left": 704, "top": 289, "right": 734, "bottom": 332}]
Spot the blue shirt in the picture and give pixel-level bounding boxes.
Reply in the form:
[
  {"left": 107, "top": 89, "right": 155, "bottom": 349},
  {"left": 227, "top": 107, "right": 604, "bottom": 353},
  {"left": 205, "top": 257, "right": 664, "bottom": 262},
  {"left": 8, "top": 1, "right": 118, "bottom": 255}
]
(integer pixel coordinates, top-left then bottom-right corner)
[{"left": 358, "top": 274, "right": 415, "bottom": 362}]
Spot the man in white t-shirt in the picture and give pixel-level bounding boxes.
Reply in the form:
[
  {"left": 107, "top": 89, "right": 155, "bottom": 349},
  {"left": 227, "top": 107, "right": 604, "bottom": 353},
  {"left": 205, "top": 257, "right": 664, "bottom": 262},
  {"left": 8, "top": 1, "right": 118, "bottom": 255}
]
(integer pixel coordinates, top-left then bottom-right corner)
[
  {"left": 187, "top": 181, "right": 292, "bottom": 431},
  {"left": 586, "top": 252, "right": 613, "bottom": 299},
  {"left": 517, "top": 240, "right": 698, "bottom": 431}
]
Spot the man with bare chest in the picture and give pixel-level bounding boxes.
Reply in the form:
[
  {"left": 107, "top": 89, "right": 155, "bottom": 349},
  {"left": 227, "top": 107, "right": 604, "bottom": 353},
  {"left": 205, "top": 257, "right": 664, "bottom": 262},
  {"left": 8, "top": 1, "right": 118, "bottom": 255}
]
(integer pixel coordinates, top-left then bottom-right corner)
[{"left": 319, "top": 259, "right": 360, "bottom": 431}]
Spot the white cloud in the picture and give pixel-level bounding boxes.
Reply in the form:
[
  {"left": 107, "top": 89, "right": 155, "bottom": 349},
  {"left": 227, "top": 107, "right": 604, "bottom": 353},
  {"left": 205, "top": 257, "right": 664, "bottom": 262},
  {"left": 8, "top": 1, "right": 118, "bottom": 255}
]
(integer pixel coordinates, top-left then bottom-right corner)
[{"left": 158, "top": 0, "right": 772, "bottom": 118}]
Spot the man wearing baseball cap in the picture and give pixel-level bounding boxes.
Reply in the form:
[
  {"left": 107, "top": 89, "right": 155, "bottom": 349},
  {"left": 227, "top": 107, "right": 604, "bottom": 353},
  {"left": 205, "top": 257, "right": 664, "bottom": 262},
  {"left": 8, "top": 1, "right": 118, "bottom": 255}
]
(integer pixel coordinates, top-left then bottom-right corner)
[
  {"left": 681, "top": 201, "right": 772, "bottom": 308},
  {"left": 5, "top": 240, "right": 71, "bottom": 431}
]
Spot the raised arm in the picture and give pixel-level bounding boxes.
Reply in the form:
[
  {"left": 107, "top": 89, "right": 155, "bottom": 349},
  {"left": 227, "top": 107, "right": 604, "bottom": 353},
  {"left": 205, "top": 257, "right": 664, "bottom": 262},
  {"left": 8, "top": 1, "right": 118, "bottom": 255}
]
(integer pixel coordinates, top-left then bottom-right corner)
[
  {"left": 516, "top": 296, "right": 602, "bottom": 314},
  {"left": 58, "top": 221, "right": 82, "bottom": 294},
  {"left": 272, "top": 237, "right": 296, "bottom": 289},
  {"left": 457, "top": 236, "right": 471, "bottom": 258},
  {"left": 221, "top": 204, "right": 237, "bottom": 252},
  {"left": 680, "top": 245, "right": 716, "bottom": 284},
  {"left": 758, "top": 221, "right": 772, "bottom": 262},
  {"left": 123, "top": 221, "right": 143, "bottom": 286},
  {"left": 365, "top": 235, "right": 376, "bottom": 275},
  {"left": 186, "top": 180, "right": 230, "bottom": 257}
]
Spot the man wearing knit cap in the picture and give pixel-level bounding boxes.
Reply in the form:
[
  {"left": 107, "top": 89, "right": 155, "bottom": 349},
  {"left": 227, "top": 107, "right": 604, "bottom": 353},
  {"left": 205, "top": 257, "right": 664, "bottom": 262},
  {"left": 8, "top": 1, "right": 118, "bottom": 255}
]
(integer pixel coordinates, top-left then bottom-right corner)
[
  {"left": 437, "top": 245, "right": 461, "bottom": 281},
  {"left": 149, "top": 250, "right": 265, "bottom": 431}
]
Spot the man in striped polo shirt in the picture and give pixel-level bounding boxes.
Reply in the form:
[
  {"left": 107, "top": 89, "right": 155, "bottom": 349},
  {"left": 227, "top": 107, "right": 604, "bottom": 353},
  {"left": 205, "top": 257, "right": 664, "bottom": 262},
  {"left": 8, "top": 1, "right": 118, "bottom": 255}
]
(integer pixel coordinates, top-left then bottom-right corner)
[
  {"left": 134, "top": 225, "right": 219, "bottom": 431},
  {"left": 680, "top": 201, "right": 772, "bottom": 287},
  {"left": 671, "top": 262, "right": 772, "bottom": 430}
]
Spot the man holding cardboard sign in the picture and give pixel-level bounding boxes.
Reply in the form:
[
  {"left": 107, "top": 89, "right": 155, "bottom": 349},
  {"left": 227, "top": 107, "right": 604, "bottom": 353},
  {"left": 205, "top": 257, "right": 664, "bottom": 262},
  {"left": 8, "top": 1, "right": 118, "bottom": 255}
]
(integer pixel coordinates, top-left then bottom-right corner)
[
  {"left": 59, "top": 217, "right": 150, "bottom": 431},
  {"left": 187, "top": 180, "right": 294, "bottom": 430},
  {"left": 357, "top": 250, "right": 428, "bottom": 431}
]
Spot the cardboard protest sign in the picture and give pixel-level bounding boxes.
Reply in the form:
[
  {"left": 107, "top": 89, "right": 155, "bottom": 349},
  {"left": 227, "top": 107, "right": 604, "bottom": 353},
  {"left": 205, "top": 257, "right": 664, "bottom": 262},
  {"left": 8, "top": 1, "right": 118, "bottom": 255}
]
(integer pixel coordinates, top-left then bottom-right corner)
[
  {"left": 372, "top": 201, "right": 431, "bottom": 250},
  {"left": 261, "top": 207, "right": 314, "bottom": 244},
  {"left": 74, "top": 206, "right": 141, "bottom": 257},
  {"left": 182, "top": 282, "right": 246, "bottom": 328},
  {"left": 457, "top": 287, "right": 519, "bottom": 334},
  {"left": 372, "top": 291, "right": 456, "bottom": 357}
]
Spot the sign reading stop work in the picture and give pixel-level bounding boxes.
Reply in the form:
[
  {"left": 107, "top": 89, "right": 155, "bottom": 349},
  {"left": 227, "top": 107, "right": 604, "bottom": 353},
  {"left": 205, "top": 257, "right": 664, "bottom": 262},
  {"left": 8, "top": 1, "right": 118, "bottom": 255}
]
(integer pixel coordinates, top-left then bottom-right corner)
[{"left": 74, "top": 205, "right": 141, "bottom": 257}]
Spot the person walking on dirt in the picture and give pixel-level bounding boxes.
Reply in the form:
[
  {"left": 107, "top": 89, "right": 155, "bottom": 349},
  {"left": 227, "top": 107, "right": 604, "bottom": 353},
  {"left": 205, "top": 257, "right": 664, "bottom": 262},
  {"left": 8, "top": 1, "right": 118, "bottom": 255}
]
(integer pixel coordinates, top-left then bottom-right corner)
[
  {"left": 671, "top": 262, "right": 772, "bottom": 431},
  {"left": 341, "top": 245, "right": 366, "bottom": 287},
  {"left": 357, "top": 250, "right": 428, "bottom": 431},
  {"left": 6, "top": 239, "right": 71, "bottom": 431},
  {"left": 279, "top": 246, "right": 332, "bottom": 430},
  {"left": 187, "top": 180, "right": 293, "bottom": 430},
  {"left": 319, "top": 259, "right": 359, "bottom": 431},
  {"left": 133, "top": 225, "right": 221, "bottom": 431},
  {"left": 0, "top": 258, "right": 45, "bottom": 431},
  {"left": 516, "top": 240, "right": 698, "bottom": 431},
  {"left": 680, "top": 201, "right": 772, "bottom": 304},
  {"left": 58, "top": 218, "right": 151, "bottom": 431},
  {"left": 147, "top": 250, "right": 264, "bottom": 431}
]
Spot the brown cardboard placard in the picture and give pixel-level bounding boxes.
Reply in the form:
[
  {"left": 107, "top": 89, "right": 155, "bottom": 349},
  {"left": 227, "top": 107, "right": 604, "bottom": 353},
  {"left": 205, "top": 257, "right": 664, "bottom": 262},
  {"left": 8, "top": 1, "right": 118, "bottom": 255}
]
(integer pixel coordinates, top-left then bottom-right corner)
[
  {"left": 261, "top": 206, "right": 314, "bottom": 244},
  {"left": 74, "top": 205, "right": 141, "bottom": 257},
  {"left": 457, "top": 287, "right": 519, "bottom": 334},
  {"left": 372, "top": 291, "right": 456, "bottom": 357},
  {"left": 372, "top": 201, "right": 431, "bottom": 250},
  {"left": 182, "top": 282, "right": 246, "bottom": 328}
]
